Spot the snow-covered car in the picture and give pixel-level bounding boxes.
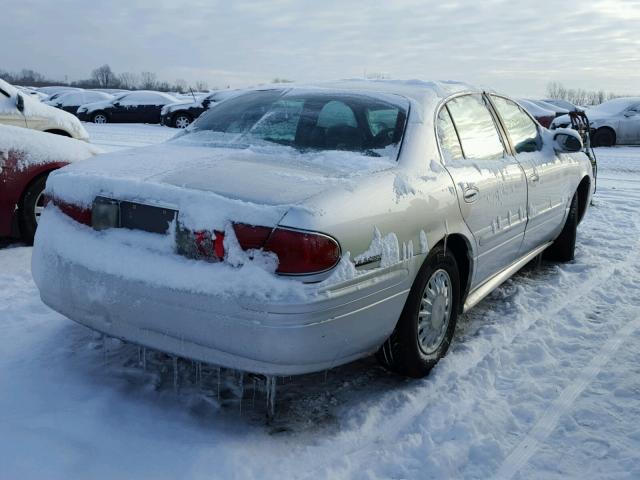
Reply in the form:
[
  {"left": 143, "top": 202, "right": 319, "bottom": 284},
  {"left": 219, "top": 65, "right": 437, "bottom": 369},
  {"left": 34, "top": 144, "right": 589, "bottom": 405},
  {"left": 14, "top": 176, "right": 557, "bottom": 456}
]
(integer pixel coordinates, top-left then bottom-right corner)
[
  {"left": 32, "top": 81, "right": 594, "bottom": 378},
  {"left": 552, "top": 97, "right": 640, "bottom": 147},
  {"left": 36, "top": 86, "right": 82, "bottom": 97},
  {"left": 0, "top": 125, "right": 98, "bottom": 243},
  {"left": 45, "top": 90, "right": 114, "bottom": 115},
  {"left": 529, "top": 99, "right": 570, "bottom": 117},
  {"left": 542, "top": 99, "right": 584, "bottom": 112},
  {"left": 160, "top": 90, "right": 241, "bottom": 128},
  {"left": 0, "top": 79, "right": 89, "bottom": 141},
  {"left": 76, "top": 91, "right": 179, "bottom": 124},
  {"left": 516, "top": 99, "right": 556, "bottom": 128}
]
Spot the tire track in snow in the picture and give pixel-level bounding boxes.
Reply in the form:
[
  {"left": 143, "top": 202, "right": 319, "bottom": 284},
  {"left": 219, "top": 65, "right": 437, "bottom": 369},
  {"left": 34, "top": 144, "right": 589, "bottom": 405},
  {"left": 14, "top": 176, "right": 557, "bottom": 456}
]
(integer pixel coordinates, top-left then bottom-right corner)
[
  {"left": 494, "top": 314, "right": 640, "bottom": 479},
  {"left": 299, "top": 182, "right": 640, "bottom": 477}
]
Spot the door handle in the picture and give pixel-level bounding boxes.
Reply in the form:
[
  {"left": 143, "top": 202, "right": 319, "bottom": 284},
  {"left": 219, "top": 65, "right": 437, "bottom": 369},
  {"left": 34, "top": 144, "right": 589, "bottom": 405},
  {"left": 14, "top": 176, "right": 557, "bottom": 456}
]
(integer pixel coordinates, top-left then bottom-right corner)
[
  {"left": 529, "top": 172, "right": 540, "bottom": 183},
  {"left": 463, "top": 187, "right": 479, "bottom": 203}
]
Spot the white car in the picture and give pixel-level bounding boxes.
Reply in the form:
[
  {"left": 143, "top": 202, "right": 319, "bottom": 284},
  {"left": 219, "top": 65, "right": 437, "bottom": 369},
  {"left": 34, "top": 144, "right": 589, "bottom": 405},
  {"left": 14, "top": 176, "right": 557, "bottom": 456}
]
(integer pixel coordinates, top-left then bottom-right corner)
[
  {"left": 33, "top": 81, "right": 594, "bottom": 379},
  {"left": 0, "top": 79, "right": 89, "bottom": 141},
  {"left": 553, "top": 97, "right": 640, "bottom": 147}
]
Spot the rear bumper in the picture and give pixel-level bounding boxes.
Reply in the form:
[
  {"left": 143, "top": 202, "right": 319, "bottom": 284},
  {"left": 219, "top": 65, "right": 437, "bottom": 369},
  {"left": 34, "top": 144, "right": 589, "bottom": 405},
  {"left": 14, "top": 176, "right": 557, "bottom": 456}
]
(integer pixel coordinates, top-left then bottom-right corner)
[{"left": 33, "top": 238, "right": 411, "bottom": 375}]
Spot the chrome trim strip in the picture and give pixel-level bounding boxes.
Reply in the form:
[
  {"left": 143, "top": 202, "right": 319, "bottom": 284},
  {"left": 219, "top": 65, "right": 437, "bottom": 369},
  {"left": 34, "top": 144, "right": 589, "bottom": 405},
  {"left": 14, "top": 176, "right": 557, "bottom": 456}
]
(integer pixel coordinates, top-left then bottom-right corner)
[{"left": 463, "top": 242, "right": 552, "bottom": 313}]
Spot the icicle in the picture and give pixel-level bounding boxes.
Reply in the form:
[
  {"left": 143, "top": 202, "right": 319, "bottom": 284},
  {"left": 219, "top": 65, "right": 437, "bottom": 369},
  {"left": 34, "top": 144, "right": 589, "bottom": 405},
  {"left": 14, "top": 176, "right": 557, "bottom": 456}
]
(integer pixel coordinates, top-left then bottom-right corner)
[
  {"left": 265, "top": 375, "right": 277, "bottom": 420},
  {"left": 137, "top": 346, "right": 142, "bottom": 365},
  {"left": 216, "top": 367, "right": 221, "bottom": 401},
  {"left": 239, "top": 372, "right": 244, "bottom": 415},
  {"left": 173, "top": 356, "right": 178, "bottom": 392},
  {"left": 196, "top": 361, "right": 202, "bottom": 388},
  {"left": 252, "top": 377, "right": 257, "bottom": 408},
  {"left": 324, "top": 369, "right": 329, "bottom": 383},
  {"left": 142, "top": 347, "right": 147, "bottom": 371}
]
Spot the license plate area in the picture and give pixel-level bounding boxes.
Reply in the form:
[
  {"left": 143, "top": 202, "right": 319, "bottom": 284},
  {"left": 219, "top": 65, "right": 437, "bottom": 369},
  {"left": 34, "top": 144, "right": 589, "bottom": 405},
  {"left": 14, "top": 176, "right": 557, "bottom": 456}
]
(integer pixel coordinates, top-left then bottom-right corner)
[{"left": 92, "top": 196, "right": 177, "bottom": 234}]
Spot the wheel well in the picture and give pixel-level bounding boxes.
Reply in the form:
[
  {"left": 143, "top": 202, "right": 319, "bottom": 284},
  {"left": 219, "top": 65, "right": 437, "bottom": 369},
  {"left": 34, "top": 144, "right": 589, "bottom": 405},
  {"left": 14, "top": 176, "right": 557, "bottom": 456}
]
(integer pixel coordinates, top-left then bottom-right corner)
[
  {"left": 44, "top": 129, "right": 71, "bottom": 137},
  {"left": 595, "top": 126, "right": 616, "bottom": 143},
  {"left": 576, "top": 176, "right": 590, "bottom": 223},
  {"left": 92, "top": 110, "right": 107, "bottom": 119},
  {"left": 13, "top": 170, "right": 53, "bottom": 238},
  {"left": 436, "top": 234, "right": 472, "bottom": 312}
]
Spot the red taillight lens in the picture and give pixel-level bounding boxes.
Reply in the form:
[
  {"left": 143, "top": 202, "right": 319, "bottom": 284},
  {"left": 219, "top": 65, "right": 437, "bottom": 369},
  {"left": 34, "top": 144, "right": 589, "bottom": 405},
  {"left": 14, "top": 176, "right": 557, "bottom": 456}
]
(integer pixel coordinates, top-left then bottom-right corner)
[
  {"left": 232, "top": 223, "right": 272, "bottom": 250},
  {"left": 52, "top": 198, "right": 91, "bottom": 226},
  {"left": 233, "top": 223, "right": 340, "bottom": 275}
]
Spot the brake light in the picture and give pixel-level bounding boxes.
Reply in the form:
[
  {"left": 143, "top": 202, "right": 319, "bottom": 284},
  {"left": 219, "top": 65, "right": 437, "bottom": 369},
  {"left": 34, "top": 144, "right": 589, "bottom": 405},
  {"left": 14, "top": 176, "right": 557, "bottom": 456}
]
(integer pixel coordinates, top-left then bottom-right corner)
[
  {"left": 51, "top": 198, "right": 91, "bottom": 226},
  {"left": 233, "top": 223, "right": 340, "bottom": 275}
]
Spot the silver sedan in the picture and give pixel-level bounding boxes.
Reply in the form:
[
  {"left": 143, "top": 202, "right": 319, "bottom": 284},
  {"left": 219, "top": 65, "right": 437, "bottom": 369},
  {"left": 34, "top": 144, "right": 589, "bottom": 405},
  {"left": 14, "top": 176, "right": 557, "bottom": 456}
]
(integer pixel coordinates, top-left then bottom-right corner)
[{"left": 32, "top": 80, "right": 594, "bottom": 377}]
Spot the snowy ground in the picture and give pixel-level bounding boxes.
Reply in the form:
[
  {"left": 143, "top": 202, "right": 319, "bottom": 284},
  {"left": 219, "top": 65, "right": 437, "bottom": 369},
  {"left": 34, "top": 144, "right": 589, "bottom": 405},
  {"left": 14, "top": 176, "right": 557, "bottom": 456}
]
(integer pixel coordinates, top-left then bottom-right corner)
[{"left": 1, "top": 125, "right": 639, "bottom": 479}]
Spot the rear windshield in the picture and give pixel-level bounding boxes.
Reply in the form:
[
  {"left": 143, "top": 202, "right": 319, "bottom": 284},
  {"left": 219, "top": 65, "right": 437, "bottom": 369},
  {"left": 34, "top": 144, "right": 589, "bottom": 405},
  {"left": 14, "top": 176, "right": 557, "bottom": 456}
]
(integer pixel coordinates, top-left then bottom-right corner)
[{"left": 184, "top": 89, "right": 409, "bottom": 160}]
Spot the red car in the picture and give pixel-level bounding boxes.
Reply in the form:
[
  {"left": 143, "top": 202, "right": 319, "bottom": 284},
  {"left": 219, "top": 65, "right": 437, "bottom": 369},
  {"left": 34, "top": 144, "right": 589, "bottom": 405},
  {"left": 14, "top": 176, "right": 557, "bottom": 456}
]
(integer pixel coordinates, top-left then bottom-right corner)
[{"left": 0, "top": 125, "right": 98, "bottom": 243}]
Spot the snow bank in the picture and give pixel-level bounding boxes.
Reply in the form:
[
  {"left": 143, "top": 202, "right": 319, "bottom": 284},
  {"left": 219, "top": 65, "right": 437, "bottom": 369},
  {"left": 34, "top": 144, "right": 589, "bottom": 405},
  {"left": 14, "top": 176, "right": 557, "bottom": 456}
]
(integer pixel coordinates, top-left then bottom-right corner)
[{"left": 0, "top": 125, "right": 100, "bottom": 170}]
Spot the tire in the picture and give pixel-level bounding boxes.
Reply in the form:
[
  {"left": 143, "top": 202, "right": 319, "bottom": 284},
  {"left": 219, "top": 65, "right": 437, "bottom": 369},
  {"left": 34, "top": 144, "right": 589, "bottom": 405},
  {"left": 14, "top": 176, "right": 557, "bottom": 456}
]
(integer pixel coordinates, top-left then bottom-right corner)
[
  {"left": 592, "top": 128, "right": 615, "bottom": 147},
  {"left": 173, "top": 113, "right": 192, "bottom": 129},
  {"left": 377, "top": 245, "right": 460, "bottom": 378},
  {"left": 545, "top": 193, "right": 578, "bottom": 262},
  {"left": 18, "top": 173, "right": 49, "bottom": 245},
  {"left": 92, "top": 112, "right": 108, "bottom": 124}
]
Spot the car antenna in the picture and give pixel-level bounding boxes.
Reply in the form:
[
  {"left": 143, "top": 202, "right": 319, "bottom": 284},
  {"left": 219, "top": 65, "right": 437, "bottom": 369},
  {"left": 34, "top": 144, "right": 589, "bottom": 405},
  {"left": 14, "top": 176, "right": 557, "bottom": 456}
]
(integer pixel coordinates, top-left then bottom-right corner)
[{"left": 189, "top": 87, "right": 196, "bottom": 103}]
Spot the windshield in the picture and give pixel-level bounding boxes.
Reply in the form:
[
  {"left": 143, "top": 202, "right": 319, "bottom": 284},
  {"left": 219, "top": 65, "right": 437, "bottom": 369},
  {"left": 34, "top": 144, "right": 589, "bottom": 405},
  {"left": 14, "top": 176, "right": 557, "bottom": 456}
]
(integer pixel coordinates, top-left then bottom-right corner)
[{"left": 182, "top": 89, "right": 409, "bottom": 159}]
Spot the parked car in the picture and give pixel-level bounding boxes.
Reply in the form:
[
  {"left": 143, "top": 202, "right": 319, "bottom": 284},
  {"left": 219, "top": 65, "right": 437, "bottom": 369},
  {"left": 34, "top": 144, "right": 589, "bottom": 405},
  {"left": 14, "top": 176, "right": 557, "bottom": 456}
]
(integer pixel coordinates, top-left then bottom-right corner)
[
  {"left": 552, "top": 97, "right": 640, "bottom": 147},
  {"left": 0, "top": 79, "right": 89, "bottom": 140},
  {"left": 528, "top": 99, "right": 570, "bottom": 117},
  {"left": 160, "top": 90, "right": 241, "bottom": 128},
  {"left": 36, "top": 86, "right": 83, "bottom": 97},
  {"left": 0, "top": 125, "right": 98, "bottom": 243},
  {"left": 516, "top": 99, "right": 557, "bottom": 128},
  {"left": 33, "top": 81, "right": 593, "bottom": 379},
  {"left": 45, "top": 90, "right": 114, "bottom": 115},
  {"left": 76, "top": 91, "right": 180, "bottom": 124},
  {"left": 542, "top": 99, "right": 584, "bottom": 112}
]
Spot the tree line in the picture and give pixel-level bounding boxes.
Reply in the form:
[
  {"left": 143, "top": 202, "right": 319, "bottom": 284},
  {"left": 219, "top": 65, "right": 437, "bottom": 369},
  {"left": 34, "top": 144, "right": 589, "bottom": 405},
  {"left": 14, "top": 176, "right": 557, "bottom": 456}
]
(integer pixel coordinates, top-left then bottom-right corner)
[
  {"left": 545, "top": 81, "right": 635, "bottom": 106},
  {"left": 0, "top": 65, "right": 211, "bottom": 93}
]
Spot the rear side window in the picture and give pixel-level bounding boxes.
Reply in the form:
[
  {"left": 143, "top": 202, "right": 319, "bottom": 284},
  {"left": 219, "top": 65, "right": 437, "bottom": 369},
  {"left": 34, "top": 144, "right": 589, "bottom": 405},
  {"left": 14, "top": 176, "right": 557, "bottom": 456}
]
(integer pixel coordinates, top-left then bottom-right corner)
[
  {"left": 445, "top": 95, "right": 506, "bottom": 160},
  {"left": 491, "top": 96, "right": 541, "bottom": 153},
  {"left": 437, "top": 107, "right": 464, "bottom": 161}
]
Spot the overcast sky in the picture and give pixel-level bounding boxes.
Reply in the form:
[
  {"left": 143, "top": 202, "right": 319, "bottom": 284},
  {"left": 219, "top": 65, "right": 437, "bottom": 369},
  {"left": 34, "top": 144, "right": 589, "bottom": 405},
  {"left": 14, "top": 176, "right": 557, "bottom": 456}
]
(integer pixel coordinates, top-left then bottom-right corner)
[{"left": 2, "top": 0, "right": 639, "bottom": 96}]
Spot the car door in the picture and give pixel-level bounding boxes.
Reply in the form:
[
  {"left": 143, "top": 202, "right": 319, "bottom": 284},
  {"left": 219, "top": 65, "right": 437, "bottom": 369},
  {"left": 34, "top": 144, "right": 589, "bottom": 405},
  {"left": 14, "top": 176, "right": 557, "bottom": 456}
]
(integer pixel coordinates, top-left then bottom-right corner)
[
  {"left": 113, "top": 93, "right": 146, "bottom": 122},
  {"left": 618, "top": 104, "right": 640, "bottom": 144},
  {"left": 438, "top": 94, "right": 528, "bottom": 286},
  {"left": 490, "top": 95, "right": 573, "bottom": 253}
]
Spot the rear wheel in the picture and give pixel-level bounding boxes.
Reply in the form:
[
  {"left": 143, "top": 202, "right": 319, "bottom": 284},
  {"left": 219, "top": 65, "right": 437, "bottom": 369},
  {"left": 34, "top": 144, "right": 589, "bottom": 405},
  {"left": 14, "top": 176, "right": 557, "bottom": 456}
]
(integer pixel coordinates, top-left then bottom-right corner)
[
  {"left": 592, "top": 128, "right": 615, "bottom": 147},
  {"left": 18, "top": 173, "right": 49, "bottom": 245},
  {"left": 377, "top": 245, "right": 460, "bottom": 377},
  {"left": 545, "top": 193, "right": 578, "bottom": 262},
  {"left": 173, "top": 113, "right": 192, "bottom": 129},
  {"left": 92, "top": 112, "right": 108, "bottom": 124}
]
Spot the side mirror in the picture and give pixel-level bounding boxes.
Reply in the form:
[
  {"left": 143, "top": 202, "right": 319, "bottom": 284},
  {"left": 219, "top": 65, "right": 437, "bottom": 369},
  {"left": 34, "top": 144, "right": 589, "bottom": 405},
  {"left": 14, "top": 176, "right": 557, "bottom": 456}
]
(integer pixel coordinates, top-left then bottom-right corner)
[
  {"left": 554, "top": 131, "right": 583, "bottom": 153},
  {"left": 16, "top": 93, "right": 24, "bottom": 112}
]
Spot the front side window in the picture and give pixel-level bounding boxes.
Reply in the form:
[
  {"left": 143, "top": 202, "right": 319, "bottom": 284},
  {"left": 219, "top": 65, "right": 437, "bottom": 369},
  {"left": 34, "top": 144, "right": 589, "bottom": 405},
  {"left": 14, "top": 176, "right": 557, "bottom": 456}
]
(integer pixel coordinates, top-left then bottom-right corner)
[
  {"left": 446, "top": 94, "right": 506, "bottom": 161},
  {"left": 491, "top": 96, "right": 541, "bottom": 153},
  {"left": 187, "top": 90, "right": 409, "bottom": 159}
]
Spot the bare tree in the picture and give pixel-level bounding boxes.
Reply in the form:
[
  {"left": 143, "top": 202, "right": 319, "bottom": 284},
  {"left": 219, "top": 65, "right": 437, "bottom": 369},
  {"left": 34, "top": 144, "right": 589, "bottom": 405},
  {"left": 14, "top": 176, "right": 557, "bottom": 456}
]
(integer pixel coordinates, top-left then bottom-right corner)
[
  {"left": 173, "top": 78, "right": 187, "bottom": 93},
  {"left": 118, "top": 72, "right": 139, "bottom": 89},
  {"left": 91, "top": 64, "right": 118, "bottom": 88},
  {"left": 139, "top": 71, "right": 158, "bottom": 90},
  {"left": 194, "top": 80, "right": 209, "bottom": 91},
  {"left": 272, "top": 77, "right": 294, "bottom": 84}
]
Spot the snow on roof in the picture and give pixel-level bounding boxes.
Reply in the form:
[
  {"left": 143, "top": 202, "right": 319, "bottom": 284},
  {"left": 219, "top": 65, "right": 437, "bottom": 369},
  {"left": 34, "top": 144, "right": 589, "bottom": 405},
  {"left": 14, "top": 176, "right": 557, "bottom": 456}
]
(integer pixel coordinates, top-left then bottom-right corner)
[{"left": 0, "top": 124, "right": 100, "bottom": 170}]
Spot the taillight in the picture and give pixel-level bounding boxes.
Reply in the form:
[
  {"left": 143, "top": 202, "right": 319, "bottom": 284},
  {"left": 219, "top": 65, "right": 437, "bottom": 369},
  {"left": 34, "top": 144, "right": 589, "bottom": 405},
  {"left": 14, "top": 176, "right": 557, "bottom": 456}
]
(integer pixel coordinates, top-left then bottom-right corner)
[
  {"left": 233, "top": 223, "right": 340, "bottom": 275},
  {"left": 51, "top": 198, "right": 91, "bottom": 226}
]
